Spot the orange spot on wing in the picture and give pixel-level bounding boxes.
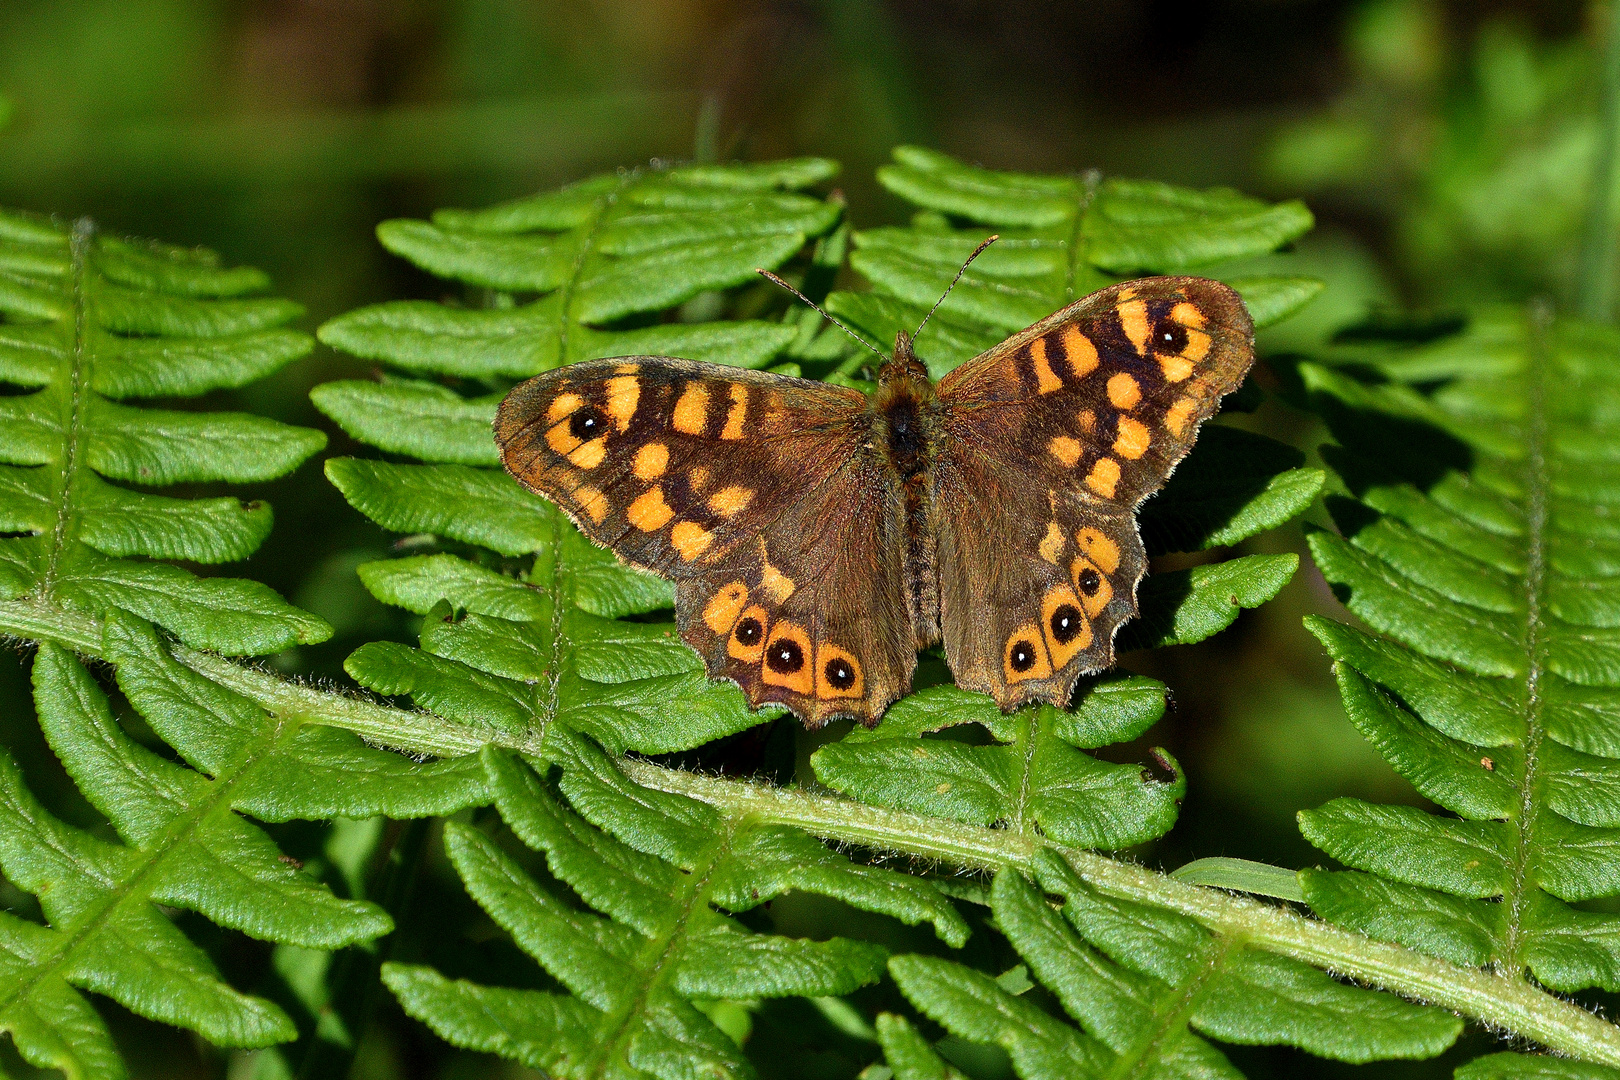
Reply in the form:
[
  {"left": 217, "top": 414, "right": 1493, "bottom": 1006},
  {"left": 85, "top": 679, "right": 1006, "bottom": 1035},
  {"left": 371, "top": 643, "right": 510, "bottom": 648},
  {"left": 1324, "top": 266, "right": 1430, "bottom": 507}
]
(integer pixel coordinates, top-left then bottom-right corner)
[
  {"left": 614, "top": 362, "right": 640, "bottom": 374},
  {"left": 1038, "top": 521, "right": 1065, "bottom": 563},
  {"left": 708, "top": 485, "right": 754, "bottom": 517},
  {"left": 1070, "top": 555, "right": 1115, "bottom": 618},
  {"left": 1165, "top": 397, "right": 1197, "bottom": 437},
  {"left": 1086, "top": 457, "right": 1121, "bottom": 498},
  {"left": 1048, "top": 436, "right": 1081, "bottom": 467},
  {"left": 546, "top": 392, "right": 583, "bottom": 424},
  {"left": 1030, "top": 336, "right": 1062, "bottom": 394},
  {"left": 546, "top": 421, "right": 581, "bottom": 455},
  {"left": 689, "top": 466, "right": 711, "bottom": 491},
  {"left": 1062, "top": 326, "right": 1099, "bottom": 377},
  {"left": 1041, "top": 583, "right": 1093, "bottom": 668},
  {"left": 1004, "top": 625, "right": 1053, "bottom": 683},
  {"left": 816, "top": 643, "right": 864, "bottom": 699},
  {"left": 1172, "top": 301, "right": 1207, "bottom": 329},
  {"left": 1118, "top": 301, "right": 1150, "bottom": 354},
  {"left": 567, "top": 438, "right": 606, "bottom": 469},
  {"left": 628, "top": 487, "right": 674, "bottom": 531},
  {"left": 1113, "top": 418, "right": 1151, "bottom": 460},
  {"left": 633, "top": 443, "right": 668, "bottom": 480},
  {"left": 721, "top": 384, "right": 748, "bottom": 439},
  {"left": 760, "top": 553, "right": 795, "bottom": 603},
  {"left": 606, "top": 376, "right": 640, "bottom": 432},
  {"left": 673, "top": 384, "right": 709, "bottom": 435},
  {"left": 1159, "top": 355, "right": 1195, "bottom": 382},
  {"left": 703, "top": 582, "right": 749, "bottom": 634},
  {"left": 762, "top": 621, "right": 814, "bottom": 694},
  {"left": 728, "top": 605, "right": 769, "bottom": 663},
  {"left": 1182, "top": 327, "right": 1212, "bottom": 363},
  {"left": 671, "top": 521, "right": 713, "bottom": 561},
  {"left": 1075, "top": 527, "right": 1121, "bottom": 574},
  {"left": 573, "top": 483, "right": 609, "bottom": 524},
  {"left": 1107, "top": 372, "right": 1141, "bottom": 411},
  {"left": 1079, "top": 409, "right": 1096, "bottom": 435}
]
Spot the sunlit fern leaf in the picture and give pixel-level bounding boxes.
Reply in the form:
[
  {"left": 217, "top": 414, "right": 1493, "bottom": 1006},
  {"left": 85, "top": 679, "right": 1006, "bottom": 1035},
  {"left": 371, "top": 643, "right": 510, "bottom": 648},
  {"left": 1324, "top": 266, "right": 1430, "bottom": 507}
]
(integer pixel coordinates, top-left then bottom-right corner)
[
  {"left": 0, "top": 611, "right": 486, "bottom": 1079},
  {"left": 315, "top": 161, "right": 843, "bottom": 756},
  {"left": 829, "top": 146, "right": 1320, "bottom": 380},
  {"left": 814, "top": 680, "right": 1180, "bottom": 849},
  {"left": 875, "top": 1012, "right": 969, "bottom": 1080},
  {"left": 1459, "top": 1053, "right": 1620, "bottom": 1079},
  {"left": 316, "top": 158, "right": 839, "bottom": 381},
  {"left": 382, "top": 730, "right": 968, "bottom": 1079},
  {"left": 0, "top": 213, "right": 329, "bottom": 654},
  {"left": 883, "top": 851, "right": 1459, "bottom": 1079},
  {"left": 1297, "top": 306, "right": 1620, "bottom": 995}
]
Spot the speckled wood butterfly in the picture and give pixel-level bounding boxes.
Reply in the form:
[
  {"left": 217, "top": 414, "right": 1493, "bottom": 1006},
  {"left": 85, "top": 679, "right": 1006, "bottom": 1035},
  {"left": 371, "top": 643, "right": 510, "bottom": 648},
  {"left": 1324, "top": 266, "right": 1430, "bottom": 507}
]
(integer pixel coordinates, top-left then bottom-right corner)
[{"left": 495, "top": 274, "right": 1254, "bottom": 728}]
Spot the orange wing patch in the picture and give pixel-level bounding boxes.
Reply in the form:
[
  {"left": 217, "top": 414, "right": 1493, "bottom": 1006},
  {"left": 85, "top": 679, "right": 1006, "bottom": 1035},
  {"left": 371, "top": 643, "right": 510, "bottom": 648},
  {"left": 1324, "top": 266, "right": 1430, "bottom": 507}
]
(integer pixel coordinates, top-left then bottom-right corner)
[
  {"left": 1004, "top": 626, "right": 1054, "bottom": 683},
  {"left": 762, "top": 621, "right": 814, "bottom": 694}
]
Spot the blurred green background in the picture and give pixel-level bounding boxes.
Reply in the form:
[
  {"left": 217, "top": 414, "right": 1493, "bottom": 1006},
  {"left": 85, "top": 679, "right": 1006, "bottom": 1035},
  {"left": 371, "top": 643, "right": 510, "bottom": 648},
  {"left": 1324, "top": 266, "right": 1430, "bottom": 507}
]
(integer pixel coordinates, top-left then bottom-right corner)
[{"left": 0, "top": 1, "right": 1608, "bottom": 1076}]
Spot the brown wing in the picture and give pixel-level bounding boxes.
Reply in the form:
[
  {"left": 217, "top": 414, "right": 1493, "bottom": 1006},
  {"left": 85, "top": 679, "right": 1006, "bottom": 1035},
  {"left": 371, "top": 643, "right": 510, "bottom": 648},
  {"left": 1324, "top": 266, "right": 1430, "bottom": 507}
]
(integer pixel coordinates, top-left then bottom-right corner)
[
  {"left": 933, "top": 276, "right": 1255, "bottom": 709},
  {"left": 495, "top": 357, "right": 914, "bottom": 727}
]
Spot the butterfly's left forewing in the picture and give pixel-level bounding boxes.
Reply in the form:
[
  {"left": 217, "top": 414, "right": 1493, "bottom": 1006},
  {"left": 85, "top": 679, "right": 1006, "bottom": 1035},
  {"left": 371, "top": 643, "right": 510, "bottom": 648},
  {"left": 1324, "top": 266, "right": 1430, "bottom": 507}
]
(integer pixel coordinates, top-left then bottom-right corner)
[
  {"left": 934, "top": 276, "right": 1255, "bottom": 709},
  {"left": 496, "top": 358, "right": 915, "bottom": 726}
]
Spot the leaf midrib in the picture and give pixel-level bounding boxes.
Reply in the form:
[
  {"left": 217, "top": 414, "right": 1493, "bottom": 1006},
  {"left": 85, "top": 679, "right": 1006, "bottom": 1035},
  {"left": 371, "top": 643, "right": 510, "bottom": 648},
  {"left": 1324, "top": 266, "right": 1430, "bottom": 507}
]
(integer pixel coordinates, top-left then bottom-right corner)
[
  {"left": 585, "top": 816, "right": 737, "bottom": 1080},
  {"left": 1108, "top": 934, "right": 1237, "bottom": 1080},
  {"left": 1501, "top": 302, "right": 1555, "bottom": 970},
  {"left": 38, "top": 219, "right": 93, "bottom": 600}
]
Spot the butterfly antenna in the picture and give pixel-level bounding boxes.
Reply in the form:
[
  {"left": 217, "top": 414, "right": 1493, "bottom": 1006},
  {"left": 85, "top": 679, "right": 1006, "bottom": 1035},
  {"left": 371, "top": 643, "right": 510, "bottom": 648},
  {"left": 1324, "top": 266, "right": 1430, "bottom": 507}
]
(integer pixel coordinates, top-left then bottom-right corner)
[
  {"left": 914, "top": 234, "right": 998, "bottom": 341},
  {"left": 756, "top": 268, "right": 887, "bottom": 358}
]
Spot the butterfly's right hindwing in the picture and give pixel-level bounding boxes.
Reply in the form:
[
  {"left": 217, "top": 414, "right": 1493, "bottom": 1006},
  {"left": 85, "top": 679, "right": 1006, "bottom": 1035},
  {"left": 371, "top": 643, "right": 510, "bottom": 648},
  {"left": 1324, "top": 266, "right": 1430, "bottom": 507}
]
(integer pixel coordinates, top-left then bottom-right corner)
[{"left": 495, "top": 357, "right": 915, "bottom": 725}]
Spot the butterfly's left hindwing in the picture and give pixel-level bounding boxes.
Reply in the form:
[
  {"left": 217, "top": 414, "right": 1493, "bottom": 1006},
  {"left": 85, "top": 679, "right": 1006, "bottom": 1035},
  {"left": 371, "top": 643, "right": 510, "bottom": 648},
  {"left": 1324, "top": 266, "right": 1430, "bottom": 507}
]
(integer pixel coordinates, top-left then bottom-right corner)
[
  {"left": 934, "top": 277, "right": 1255, "bottom": 709},
  {"left": 495, "top": 358, "right": 915, "bottom": 726}
]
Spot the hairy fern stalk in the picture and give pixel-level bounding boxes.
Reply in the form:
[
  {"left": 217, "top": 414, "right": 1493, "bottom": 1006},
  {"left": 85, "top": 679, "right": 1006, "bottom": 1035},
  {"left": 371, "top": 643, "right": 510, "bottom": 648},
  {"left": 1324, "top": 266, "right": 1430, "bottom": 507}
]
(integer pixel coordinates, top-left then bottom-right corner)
[{"left": 1, "top": 152, "right": 1619, "bottom": 1080}]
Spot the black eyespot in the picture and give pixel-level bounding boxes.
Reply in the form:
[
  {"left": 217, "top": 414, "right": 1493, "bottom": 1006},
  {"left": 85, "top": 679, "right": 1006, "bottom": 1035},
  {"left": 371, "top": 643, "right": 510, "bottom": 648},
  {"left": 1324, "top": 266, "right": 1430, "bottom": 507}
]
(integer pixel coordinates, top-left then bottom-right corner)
[
  {"left": 1156, "top": 321, "right": 1189, "bottom": 354},
  {"left": 767, "top": 638, "right": 805, "bottom": 674},
  {"left": 825, "top": 657, "right": 856, "bottom": 690},
  {"left": 569, "top": 407, "right": 604, "bottom": 440},
  {"left": 1078, "top": 568, "right": 1102, "bottom": 596},
  {"left": 1050, "top": 604, "right": 1082, "bottom": 644},
  {"left": 734, "top": 617, "right": 763, "bottom": 646},
  {"left": 1010, "top": 640, "right": 1037, "bottom": 673}
]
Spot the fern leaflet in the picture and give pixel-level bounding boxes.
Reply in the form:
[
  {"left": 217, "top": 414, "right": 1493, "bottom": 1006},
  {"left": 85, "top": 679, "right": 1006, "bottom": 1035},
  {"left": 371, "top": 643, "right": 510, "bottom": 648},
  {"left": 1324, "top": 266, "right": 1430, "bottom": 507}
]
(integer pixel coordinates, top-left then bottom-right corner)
[
  {"left": 383, "top": 729, "right": 966, "bottom": 1078},
  {"left": 1298, "top": 306, "right": 1620, "bottom": 1003}
]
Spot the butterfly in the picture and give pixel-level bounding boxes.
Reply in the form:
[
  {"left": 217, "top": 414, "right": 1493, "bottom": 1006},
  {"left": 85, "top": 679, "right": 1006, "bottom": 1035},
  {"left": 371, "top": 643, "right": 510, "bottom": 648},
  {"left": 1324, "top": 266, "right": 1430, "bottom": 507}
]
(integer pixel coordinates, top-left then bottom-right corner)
[{"left": 495, "top": 273, "right": 1254, "bottom": 728}]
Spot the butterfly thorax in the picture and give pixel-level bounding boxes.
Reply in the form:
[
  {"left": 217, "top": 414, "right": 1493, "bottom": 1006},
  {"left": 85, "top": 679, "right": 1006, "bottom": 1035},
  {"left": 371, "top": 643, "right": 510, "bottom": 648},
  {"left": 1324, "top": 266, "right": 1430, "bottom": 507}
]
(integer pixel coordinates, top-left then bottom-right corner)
[{"left": 874, "top": 331, "right": 944, "bottom": 647}]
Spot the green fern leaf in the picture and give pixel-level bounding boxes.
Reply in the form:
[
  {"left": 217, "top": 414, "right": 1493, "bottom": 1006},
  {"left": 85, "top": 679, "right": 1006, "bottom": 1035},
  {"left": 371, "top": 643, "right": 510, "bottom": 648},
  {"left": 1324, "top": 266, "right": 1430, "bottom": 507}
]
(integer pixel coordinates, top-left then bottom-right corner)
[
  {"left": 1298, "top": 306, "right": 1620, "bottom": 997},
  {"left": 0, "top": 611, "right": 486, "bottom": 1079},
  {"left": 383, "top": 729, "right": 967, "bottom": 1078},
  {"left": 0, "top": 212, "right": 328, "bottom": 654},
  {"left": 1459, "top": 1054, "right": 1620, "bottom": 1079},
  {"left": 885, "top": 851, "right": 1459, "bottom": 1078}
]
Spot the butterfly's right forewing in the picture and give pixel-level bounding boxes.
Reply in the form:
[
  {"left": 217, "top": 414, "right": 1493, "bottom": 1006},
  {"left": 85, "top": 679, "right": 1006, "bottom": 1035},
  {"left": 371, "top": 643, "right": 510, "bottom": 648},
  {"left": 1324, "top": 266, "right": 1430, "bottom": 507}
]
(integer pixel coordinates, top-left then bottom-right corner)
[{"left": 496, "top": 357, "right": 916, "bottom": 726}]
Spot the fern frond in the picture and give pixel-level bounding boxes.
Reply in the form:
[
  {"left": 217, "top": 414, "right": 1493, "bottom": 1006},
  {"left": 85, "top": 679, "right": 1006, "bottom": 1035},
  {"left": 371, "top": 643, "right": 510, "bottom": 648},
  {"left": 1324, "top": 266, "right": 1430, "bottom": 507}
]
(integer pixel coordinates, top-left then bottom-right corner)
[
  {"left": 881, "top": 852, "right": 1459, "bottom": 1077},
  {"left": 0, "top": 612, "right": 486, "bottom": 1079},
  {"left": 0, "top": 212, "right": 328, "bottom": 654},
  {"left": 382, "top": 727, "right": 967, "bottom": 1078},
  {"left": 1298, "top": 306, "right": 1620, "bottom": 998},
  {"left": 0, "top": 216, "right": 490, "bottom": 1079}
]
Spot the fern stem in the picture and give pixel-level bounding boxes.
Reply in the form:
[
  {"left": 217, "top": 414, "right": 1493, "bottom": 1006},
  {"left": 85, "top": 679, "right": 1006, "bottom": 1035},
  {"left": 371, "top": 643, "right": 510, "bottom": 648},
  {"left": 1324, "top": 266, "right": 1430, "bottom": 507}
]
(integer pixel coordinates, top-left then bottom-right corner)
[
  {"left": 11, "top": 598, "right": 1620, "bottom": 1063},
  {"left": 40, "top": 218, "right": 94, "bottom": 601},
  {"left": 620, "top": 761, "right": 1620, "bottom": 1068},
  {"left": 1578, "top": 0, "right": 1620, "bottom": 320}
]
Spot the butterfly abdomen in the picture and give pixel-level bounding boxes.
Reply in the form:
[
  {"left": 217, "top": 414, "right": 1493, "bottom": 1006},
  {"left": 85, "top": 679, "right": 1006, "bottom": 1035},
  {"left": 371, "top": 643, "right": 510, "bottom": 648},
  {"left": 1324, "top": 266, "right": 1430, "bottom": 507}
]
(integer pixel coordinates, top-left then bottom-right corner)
[{"left": 873, "top": 357, "right": 945, "bottom": 649}]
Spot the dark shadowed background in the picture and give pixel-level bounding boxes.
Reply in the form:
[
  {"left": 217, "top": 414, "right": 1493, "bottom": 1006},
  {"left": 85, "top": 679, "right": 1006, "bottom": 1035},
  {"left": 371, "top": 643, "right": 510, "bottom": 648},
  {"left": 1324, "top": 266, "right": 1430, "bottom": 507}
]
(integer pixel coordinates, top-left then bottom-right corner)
[{"left": 0, "top": 1, "right": 1602, "bottom": 1076}]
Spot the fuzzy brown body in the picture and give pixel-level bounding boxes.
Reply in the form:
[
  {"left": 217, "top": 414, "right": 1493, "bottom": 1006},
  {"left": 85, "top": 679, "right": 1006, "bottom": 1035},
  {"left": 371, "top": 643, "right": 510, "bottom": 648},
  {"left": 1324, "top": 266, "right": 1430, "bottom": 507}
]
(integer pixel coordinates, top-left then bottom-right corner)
[{"left": 495, "top": 276, "right": 1255, "bottom": 727}]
